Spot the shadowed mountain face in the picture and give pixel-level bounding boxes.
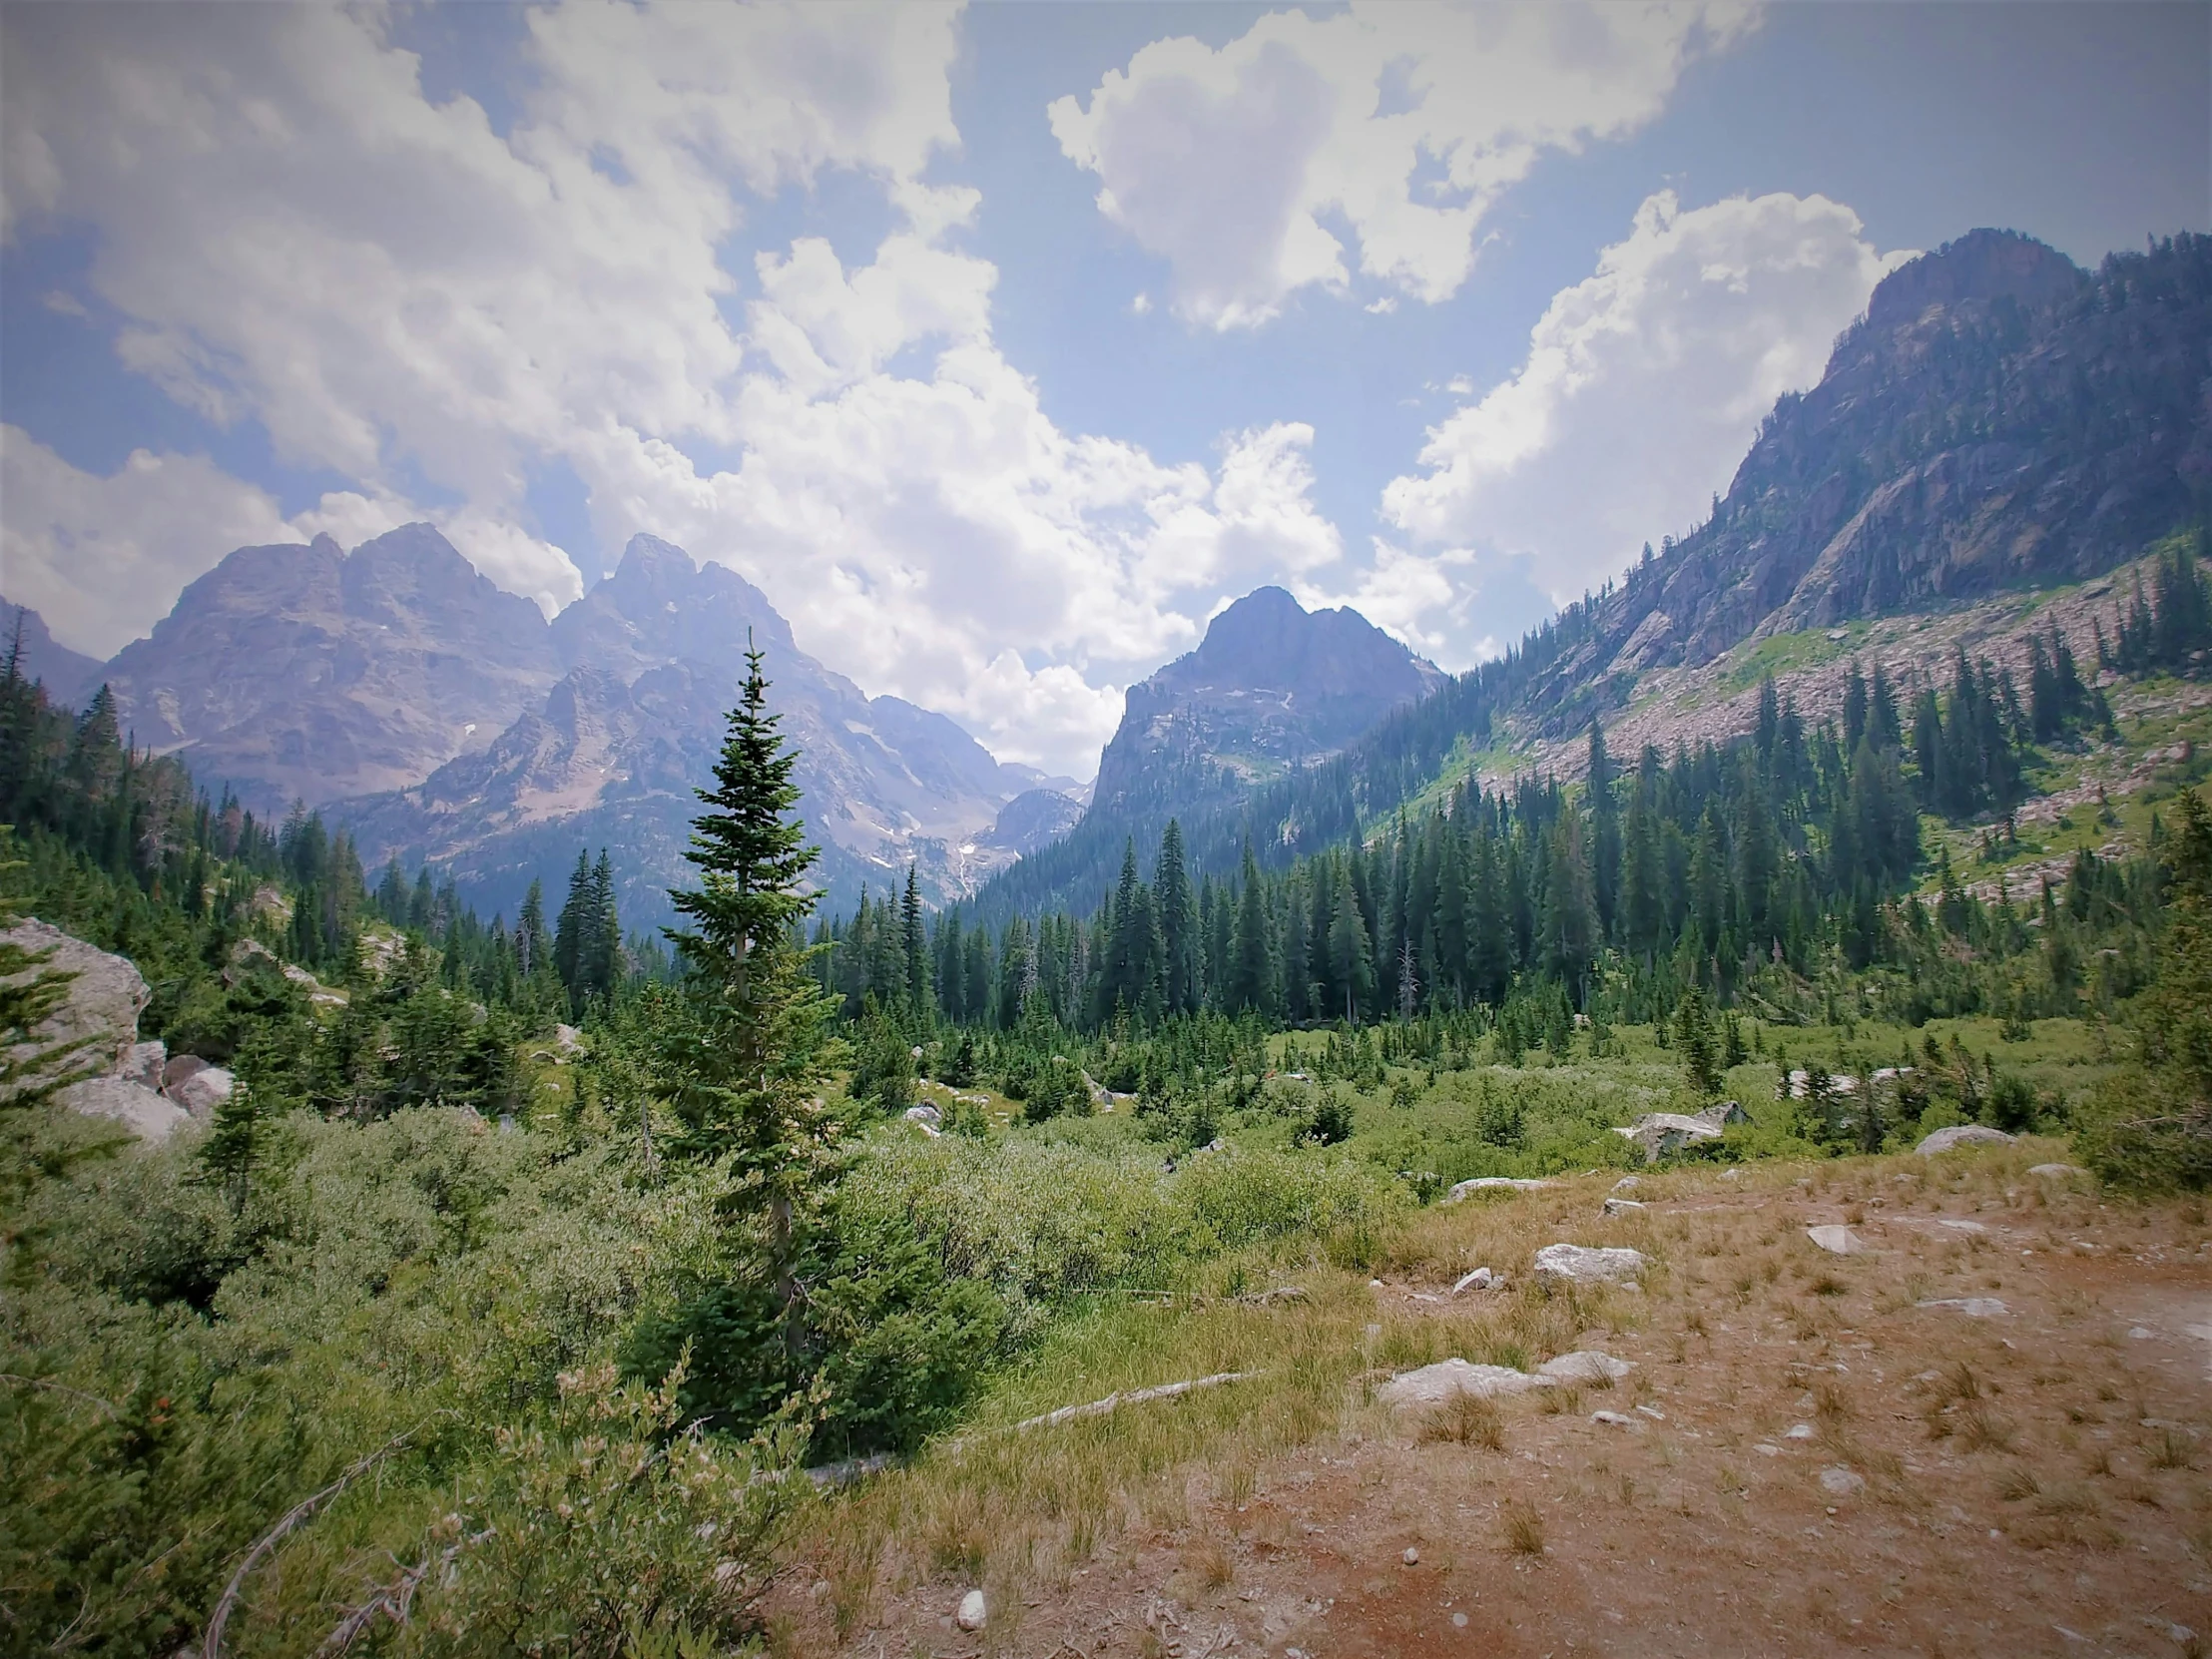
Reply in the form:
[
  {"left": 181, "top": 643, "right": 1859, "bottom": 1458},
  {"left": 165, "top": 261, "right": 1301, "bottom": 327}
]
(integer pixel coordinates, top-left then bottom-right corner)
[
  {"left": 1547, "top": 230, "right": 2212, "bottom": 716},
  {"left": 1091, "top": 586, "right": 1444, "bottom": 814},
  {"left": 327, "top": 533, "right": 1049, "bottom": 924},
  {"left": 100, "top": 524, "right": 560, "bottom": 809},
  {"left": 1, "top": 600, "right": 103, "bottom": 709}
]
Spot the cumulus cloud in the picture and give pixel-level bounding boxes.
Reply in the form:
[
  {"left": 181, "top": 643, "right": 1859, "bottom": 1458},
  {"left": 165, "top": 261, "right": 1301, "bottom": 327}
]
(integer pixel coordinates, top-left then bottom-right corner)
[
  {"left": 1382, "top": 189, "right": 1909, "bottom": 607},
  {"left": 1049, "top": 1, "right": 1758, "bottom": 328},
  {"left": 1, "top": 1, "right": 1383, "bottom": 775}
]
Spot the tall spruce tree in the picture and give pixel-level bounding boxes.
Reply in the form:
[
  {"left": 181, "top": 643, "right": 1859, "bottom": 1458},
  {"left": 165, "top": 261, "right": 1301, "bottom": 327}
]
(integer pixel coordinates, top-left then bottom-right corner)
[{"left": 659, "top": 641, "right": 842, "bottom": 1353}]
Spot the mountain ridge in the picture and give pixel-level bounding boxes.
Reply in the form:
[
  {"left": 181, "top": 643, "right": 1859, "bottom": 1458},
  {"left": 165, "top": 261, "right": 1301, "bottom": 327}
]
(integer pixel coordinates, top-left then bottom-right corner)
[{"left": 974, "top": 227, "right": 2212, "bottom": 924}]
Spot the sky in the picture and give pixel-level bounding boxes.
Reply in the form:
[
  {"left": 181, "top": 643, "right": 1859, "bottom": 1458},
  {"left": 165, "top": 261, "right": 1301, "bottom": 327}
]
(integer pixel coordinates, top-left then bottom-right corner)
[{"left": 2, "top": 1, "right": 2205, "bottom": 779}]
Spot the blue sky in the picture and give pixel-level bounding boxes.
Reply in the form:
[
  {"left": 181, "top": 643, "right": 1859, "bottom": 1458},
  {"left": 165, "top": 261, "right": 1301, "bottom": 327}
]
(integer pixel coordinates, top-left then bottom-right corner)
[{"left": 2, "top": 1, "right": 2204, "bottom": 776}]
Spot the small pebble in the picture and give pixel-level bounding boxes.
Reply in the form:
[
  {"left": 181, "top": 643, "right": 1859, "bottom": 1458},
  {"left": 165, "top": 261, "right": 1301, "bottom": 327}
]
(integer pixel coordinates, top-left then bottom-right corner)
[
  {"left": 1452, "top": 1611, "right": 1469, "bottom": 1628},
  {"left": 1402, "top": 1546, "right": 1419, "bottom": 1565},
  {"left": 955, "top": 1588, "right": 986, "bottom": 1631}
]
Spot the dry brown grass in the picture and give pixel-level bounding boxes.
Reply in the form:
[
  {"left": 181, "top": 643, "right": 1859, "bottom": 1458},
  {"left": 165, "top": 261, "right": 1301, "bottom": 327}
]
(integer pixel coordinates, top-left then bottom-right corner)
[
  {"left": 1416, "top": 1390, "right": 1505, "bottom": 1449},
  {"left": 1499, "top": 1498, "right": 1546, "bottom": 1556}
]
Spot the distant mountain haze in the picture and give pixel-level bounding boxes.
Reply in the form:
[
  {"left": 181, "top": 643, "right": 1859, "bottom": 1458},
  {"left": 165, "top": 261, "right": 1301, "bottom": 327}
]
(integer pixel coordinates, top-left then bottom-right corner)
[{"left": 85, "top": 523, "right": 1067, "bottom": 925}]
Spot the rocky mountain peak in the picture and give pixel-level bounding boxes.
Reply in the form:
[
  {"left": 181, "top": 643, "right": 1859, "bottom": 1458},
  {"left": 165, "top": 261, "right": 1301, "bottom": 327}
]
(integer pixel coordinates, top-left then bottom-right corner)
[
  {"left": 553, "top": 534, "right": 795, "bottom": 678},
  {"left": 1864, "top": 229, "right": 2084, "bottom": 332},
  {"left": 1091, "top": 588, "right": 1443, "bottom": 812}
]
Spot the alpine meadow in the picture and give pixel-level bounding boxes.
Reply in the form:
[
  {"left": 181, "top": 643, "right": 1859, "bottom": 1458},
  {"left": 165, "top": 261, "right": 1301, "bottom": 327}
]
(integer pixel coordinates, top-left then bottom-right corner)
[{"left": 5, "top": 5, "right": 2212, "bottom": 1656}]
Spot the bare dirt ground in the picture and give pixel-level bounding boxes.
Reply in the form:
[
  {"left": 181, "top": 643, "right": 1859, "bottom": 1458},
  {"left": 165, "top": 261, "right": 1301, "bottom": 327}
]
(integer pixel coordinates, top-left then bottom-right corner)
[{"left": 767, "top": 1156, "right": 2212, "bottom": 1659}]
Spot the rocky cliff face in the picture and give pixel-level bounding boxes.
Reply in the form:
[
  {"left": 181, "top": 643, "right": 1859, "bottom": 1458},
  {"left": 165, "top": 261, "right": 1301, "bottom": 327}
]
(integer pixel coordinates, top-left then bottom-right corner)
[
  {"left": 1091, "top": 586, "right": 1444, "bottom": 813},
  {"left": 334, "top": 533, "right": 1041, "bottom": 924},
  {"left": 0, "top": 600, "right": 103, "bottom": 709},
  {"left": 99, "top": 524, "right": 560, "bottom": 809},
  {"left": 1525, "top": 230, "right": 2212, "bottom": 732}
]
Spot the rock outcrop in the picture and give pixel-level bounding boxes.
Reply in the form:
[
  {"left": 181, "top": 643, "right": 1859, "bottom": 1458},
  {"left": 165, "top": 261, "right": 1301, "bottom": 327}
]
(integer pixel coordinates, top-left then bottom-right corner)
[
  {"left": 1530, "top": 1244, "right": 1649, "bottom": 1286},
  {"left": 1916, "top": 1125, "right": 2017, "bottom": 1156},
  {"left": 3, "top": 918, "right": 149, "bottom": 1082}
]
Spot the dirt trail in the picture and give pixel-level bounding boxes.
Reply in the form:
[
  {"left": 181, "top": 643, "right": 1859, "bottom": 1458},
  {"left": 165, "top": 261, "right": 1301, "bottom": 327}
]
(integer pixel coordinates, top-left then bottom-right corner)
[{"left": 775, "top": 1167, "right": 2212, "bottom": 1659}]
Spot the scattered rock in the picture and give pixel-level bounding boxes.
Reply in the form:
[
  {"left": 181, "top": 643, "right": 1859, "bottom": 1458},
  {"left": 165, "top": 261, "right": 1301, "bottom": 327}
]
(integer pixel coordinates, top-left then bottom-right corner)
[
  {"left": 551, "top": 1022, "right": 584, "bottom": 1055},
  {"left": 902, "top": 1104, "right": 942, "bottom": 1137},
  {"left": 1806, "top": 1225, "right": 1867, "bottom": 1254},
  {"left": 56, "top": 1076, "right": 191, "bottom": 1143},
  {"left": 1916, "top": 1125, "right": 2017, "bottom": 1156},
  {"left": 1602, "top": 1197, "right": 1647, "bottom": 1217},
  {"left": 120, "top": 1039, "right": 166, "bottom": 1089},
  {"left": 3, "top": 918, "right": 150, "bottom": 1085},
  {"left": 955, "top": 1589, "right": 986, "bottom": 1631},
  {"left": 2028, "top": 1163, "right": 2085, "bottom": 1179},
  {"left": 1936, "top": 1218, "right": 1987, "bottom": 1234},
  {"left": 1613, "top": 1100, "right": 1749, "bottom": 1162},
  {"left": 1451, "top": 1267, "right": 1493, "bottom": 1296},
  {"left": 1531, "top": 1243, "right": 1650, "bottom": 1286},
  {"left": 162, "top": 1054, "right": 211, "bottom": 1095},
  {"left": 1590, "top": 1409, "right": 1639, "bottom": 1428},
  {"left": 2128, "top": 1326, "right": 2156, "bottom": 1341},
  {"left": 168, "top": 1065, "right": 236, "bottom": 1119},
  {"left": 1538, "top": 1351, "right": 1635, "bottom": 1384},
  {"left": 1819, "top": 1467, "right": 1867, "bottom": 1496},
  {"left": 1401, "top": 1547, "right": 1419, "bottom": 1566},
  {"left": 1376, "top": 1359, "right": 1554, "bottom": 1409},
  {"left": 1785, "top": 1423, "right": 1815, "bottom": 1440},
  {"left": 1635, "top": 1403, "right": 1665, "bottom": 1420},
  {"left": 1752, "top": 1442, "right": 1781, "bottom": 1456},
  {"left": 1611, "top": 1175, "right": 1640, "bottom": 1193},
  {"left": 1442, "top": 1177, "right": 1552, "bottom": 1204},
  {"left": 1919, "top": 1298, "right": 2010, "bottom": 1318}
]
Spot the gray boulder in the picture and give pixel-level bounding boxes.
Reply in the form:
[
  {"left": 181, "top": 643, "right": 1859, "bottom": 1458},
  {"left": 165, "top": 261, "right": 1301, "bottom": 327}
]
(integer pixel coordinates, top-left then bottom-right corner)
[
  {"left": 1531, "top": 1243, "right": 1649, "bottom": 1286},
  {"left": 121, "top": 1039, "right": 167, "bottom": 1089},
  {"left": 169, "top": 1065, "right": 236, "bottom": 1119},
  {"left": 162, "top": 1054, "right": 211, "bottom": 1095},
  {"left": 1916, "top": 1125, "right": 2016, "bottom": 1156},
  {"left": 56, "top": 1076, "right": 191, "bottom": 1143},
  {"left": 1613, "top": 1100, "right": 1748, "bottom": 1163},
  {"left": 3, "top": 918, "right": 149, "bottom": 1086},
  {"left": 1538, "top": 1351, "right": 1635, "bottom": 1384},
  {"left": 1376, "top": 1359, "right": 1553, "bottom": 1409},
  {"left": 1442, "top": 1177, "right": 1552, "bottom": 1203}
]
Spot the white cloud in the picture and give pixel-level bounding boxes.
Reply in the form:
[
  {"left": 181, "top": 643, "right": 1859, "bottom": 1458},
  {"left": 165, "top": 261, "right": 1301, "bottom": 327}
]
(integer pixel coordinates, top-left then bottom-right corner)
[
  {"left": 3, "top": 426, "right": 287, "bottom": 654},
  {"left": 1049, "top": 1, "right": 1758, "bottom": 328},
  {"left": 1382, "top": 189, "right": 1909, "bottom": 608},
  {"left": 4, "top": 0, "right": 1356, "bottom": 775}
]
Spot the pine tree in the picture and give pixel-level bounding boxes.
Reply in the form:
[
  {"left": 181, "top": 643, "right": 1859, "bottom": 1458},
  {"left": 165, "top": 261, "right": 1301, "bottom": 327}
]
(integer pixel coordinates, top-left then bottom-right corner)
[
  {"left": 1228, "top": 840, "right": 1273, "bottom": 1016},
  {"left": 1155, "top": 819, "right": 1194, "bottom": 1015},
  {"left": 1326, "top": 860, "right": 1376, "bottom": 1022},
  {"left": 553, "top": 848, "right": 591, "bottom": 1002},
  {"left": 899, "top": 862, "right": 928, "bottom": 1027},
  {"left": 657, "top": 640, "right": 842, "bottom": 1352}
]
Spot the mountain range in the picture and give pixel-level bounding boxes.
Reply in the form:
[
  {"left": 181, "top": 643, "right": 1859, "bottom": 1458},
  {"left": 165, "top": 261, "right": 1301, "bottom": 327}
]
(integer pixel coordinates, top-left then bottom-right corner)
[
  {"left": 12, "top": 225, "right": 2206, "bottom": 935},
  {"left": 24, "top": 524, "right": 1078, "bottom": 924}
]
